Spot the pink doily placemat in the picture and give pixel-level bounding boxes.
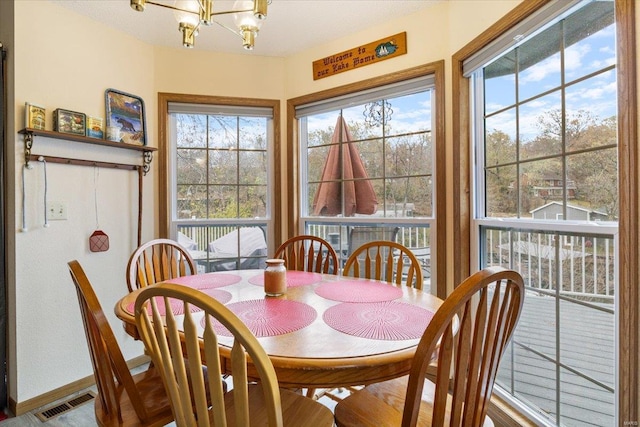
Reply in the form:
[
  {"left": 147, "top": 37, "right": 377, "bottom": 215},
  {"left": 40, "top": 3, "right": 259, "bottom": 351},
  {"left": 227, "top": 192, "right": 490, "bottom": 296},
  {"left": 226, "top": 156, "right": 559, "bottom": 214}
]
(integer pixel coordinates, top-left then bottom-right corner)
[
  {"left": 128, "top": 289, "right": 232, "bottom": 316},
  {"left": 315, "top": 280, "right": 403, "bottom": 302},
  {"left": 166, "top": 273, "right": 242, "bottom": 289},
  {"left": 204, "top": 299, "right": 317, "bottom": 337},
  {"left": 323, "top": 301, "right": 434, "bottom": 340},
  {"left": 248, "top": 271, "right": 323, "bottom": 287}
]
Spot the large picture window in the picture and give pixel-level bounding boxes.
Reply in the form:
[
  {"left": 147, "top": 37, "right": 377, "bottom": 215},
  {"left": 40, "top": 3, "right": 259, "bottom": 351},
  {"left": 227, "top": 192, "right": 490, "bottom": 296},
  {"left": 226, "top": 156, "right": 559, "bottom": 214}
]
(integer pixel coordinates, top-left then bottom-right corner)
[
  {"left": 295, "top": 74, "right": 438, "bottom": 292},
  {"left": 468, "top": 1, "right": 618, "bottom": 425}
]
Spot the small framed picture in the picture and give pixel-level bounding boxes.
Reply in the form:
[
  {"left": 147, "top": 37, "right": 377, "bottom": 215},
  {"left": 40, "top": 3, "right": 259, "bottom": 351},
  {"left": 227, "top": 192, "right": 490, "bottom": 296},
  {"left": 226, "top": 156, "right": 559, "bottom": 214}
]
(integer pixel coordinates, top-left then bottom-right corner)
[
  {"left": 25, "top": 102, "right": 46, "bottom": 130},
  {"left": 53, "top": 109, "right": 86, "bottom": 136},
  {"left": 105, "top": 89, "right": 146, "bottom": 145},
  {"left": 86, "top": 116, "right": 104, "bottom": 139}
]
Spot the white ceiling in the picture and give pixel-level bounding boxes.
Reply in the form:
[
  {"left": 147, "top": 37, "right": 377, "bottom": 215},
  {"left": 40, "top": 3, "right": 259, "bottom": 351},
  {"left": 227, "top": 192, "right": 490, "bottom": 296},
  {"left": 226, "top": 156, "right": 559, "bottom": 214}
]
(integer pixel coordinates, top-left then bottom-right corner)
[{"left": 53, "top": 0, "right": 439, "bottom": 57}]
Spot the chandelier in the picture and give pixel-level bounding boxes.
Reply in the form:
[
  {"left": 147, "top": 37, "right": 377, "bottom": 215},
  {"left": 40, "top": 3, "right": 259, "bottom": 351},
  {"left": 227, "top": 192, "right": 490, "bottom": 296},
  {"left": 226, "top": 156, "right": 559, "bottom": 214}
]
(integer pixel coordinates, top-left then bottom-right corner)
[{"left": 130, "top": 0, "right": 268, "bottom": 50}]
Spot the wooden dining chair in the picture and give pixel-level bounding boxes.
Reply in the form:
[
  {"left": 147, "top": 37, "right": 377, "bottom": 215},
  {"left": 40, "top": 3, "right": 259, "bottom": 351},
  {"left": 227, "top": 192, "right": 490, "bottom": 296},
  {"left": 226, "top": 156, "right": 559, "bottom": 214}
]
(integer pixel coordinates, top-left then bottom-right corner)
[
  {"left": 274, "top": 235, "right": 339, "bottom": 274},
  {"left": 343, "top": 240, "right": 424, "bottom": 289},
  {"left": 134, "top": 283, "right": 335, "bottom": 427},
  {"left": 334, "top": 266, "right": 525, "bottom": 427},
  {"left": 126, "top": 238, "right": 196, "bottom": 293},
  {"left": 322, "top": 240, "right": 423, "bottom": 401},
  {"left": 67, "top": 260, "right": 174, "bottom": 427}
]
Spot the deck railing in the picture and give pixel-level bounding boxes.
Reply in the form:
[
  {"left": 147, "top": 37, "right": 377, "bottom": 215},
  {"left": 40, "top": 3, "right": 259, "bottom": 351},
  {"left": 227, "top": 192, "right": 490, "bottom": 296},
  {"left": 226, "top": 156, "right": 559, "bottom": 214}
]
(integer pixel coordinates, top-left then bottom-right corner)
[
  {"left": 481, "top": 224, "right": 616, "bottom": 425},
  {"left": 483, "top": 227, "right": 615, "bottom": 301},
  {"left": 177, "top": 225, "right": 239, "bottom": 251}
]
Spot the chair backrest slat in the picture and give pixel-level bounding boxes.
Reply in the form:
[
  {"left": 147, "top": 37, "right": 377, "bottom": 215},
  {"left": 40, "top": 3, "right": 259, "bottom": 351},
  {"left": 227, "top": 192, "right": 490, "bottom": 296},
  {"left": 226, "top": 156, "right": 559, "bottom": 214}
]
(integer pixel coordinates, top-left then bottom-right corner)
[
  {"left": 203, "top": 321, "right": 227, "bottom": 427},
  {"left": 127, "top": 238, "right": 196, "bottom": 293},
  {"left": 275, "top": 235, "right": 338, "bottom": 274},
  {"left": 343, "top": 240, "right": 424, "bottom": 289}
]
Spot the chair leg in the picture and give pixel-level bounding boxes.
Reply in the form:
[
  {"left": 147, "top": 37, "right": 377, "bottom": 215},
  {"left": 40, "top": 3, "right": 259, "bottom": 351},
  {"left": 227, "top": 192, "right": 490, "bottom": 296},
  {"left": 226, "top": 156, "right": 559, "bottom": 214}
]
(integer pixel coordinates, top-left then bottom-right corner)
[{"left": 306, "top": 388, "right": 317, "bottom": 398}]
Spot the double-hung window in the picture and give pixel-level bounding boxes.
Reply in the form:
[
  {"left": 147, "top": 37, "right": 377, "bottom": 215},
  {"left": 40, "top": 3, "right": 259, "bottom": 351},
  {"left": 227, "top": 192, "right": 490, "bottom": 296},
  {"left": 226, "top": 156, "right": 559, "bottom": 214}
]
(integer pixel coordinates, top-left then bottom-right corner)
[
  {"left": 295, "top": 73, "right": 439, "bottom": 291},
  {"left": 166, "top": 100, "right": 276, "bottom": 273},
  {"left": 467, "top": 1, "right": 617, "bottom": 425}
]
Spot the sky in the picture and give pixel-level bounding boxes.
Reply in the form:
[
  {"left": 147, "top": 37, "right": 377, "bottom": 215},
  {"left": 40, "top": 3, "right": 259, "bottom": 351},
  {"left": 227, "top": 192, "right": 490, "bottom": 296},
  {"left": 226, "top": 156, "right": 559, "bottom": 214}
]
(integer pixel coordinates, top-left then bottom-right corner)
[{"left": 484, "top": 22, "right": 616, "bottom": 142}]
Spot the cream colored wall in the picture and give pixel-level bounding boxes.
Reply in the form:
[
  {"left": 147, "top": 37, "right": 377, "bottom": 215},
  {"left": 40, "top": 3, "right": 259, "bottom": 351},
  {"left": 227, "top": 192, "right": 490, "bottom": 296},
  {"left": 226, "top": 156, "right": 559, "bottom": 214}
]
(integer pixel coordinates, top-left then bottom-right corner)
[
  {"left": 284, "top": 0, "right": 520, "bottom": 97},
  {"left": 154, "top": 48, "right": 284, "bottom": 98},
  {"left": 10, "top": 1, "right": 158, "bottom": 404},
  {"left": 284, "top": 2, "right": 449, "bottom": 99}
]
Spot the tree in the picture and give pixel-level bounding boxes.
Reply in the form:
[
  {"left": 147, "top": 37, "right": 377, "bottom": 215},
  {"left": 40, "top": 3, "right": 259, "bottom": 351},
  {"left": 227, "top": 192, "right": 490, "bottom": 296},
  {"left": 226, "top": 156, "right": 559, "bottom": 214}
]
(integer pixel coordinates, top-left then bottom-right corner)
[
  {"left": 175, "top": 113, "right": 268, "bottom": 219},
  {"left": 485, "top": 110, "right": 618, "bottom": 220},
  {"left": 307, "top": 117, "right": 432, "bottom": 217},
  {"left": 485, "top": 129, "right": 517, "bottom": 217}
]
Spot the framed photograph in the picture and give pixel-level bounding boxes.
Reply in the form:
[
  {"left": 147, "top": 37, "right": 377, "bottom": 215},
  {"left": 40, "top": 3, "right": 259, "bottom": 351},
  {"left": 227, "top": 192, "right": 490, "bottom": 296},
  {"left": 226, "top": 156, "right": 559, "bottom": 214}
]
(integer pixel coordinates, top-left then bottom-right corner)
[
  {"left": 105, "top": 89, "right": 146, "bottom": 145},
  {"left": 25, "top": 102, "right": 46, "bottom": 130},
  {"left": 53, "top": 108, "right": 86, "bottom": 136}
]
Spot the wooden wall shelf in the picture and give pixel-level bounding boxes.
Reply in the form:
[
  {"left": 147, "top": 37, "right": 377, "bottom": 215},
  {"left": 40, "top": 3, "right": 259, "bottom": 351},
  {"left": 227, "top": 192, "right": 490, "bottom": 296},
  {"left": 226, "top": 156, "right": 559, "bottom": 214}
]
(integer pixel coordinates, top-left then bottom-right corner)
[{"left": 19, "top": 128, "right": 156, "bottom": 175}]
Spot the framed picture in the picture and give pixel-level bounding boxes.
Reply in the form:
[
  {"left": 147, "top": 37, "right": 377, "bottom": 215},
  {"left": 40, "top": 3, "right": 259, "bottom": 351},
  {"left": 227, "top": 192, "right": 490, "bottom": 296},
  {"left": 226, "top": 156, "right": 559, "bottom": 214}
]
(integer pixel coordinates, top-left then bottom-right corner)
[
  {"left": 53, "top": 108, "right": 86, "bottom": 136},
  {"left": 25, "top": 102, "right": 46, "bottom": 130},
  {"left": 105, "top": 89, "right": 146, "bottom": 145}
]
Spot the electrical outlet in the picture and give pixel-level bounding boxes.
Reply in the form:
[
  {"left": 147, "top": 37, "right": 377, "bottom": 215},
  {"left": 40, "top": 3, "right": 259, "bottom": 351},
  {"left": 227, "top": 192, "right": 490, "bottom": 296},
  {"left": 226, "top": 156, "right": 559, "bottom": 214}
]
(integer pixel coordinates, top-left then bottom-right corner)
[{"left": 47, "top": 201, "right": 67, "bottom": 220}]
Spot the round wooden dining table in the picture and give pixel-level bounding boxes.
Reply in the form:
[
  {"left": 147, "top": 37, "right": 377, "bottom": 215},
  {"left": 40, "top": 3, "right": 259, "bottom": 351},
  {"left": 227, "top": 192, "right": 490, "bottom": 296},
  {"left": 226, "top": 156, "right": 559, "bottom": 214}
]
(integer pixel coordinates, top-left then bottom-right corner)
[{"left": 114, "top": 269, "right": 444, "bottom": 389}]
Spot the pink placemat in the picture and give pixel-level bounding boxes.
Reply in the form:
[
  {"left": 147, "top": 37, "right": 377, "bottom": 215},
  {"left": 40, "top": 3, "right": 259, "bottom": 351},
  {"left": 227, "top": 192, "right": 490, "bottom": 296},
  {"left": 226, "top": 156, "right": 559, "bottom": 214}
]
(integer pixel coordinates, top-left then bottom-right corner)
[
  {"left": 248, "top": 270, "right": 323, "bottom": 287},
  {"left": 128, "top": 289, "right": 232, "bottom": 316},
  {"left": 204, "top": 299, "right": 317, "bottom": 337},
  {"left": 166, "top": 273, "right": 242, "bottom": 289},
  {"left": 315, "top": 280, "right": 403, "bottom": 302},
  {"left": 323, "top": 301, "right": 434, "bottom": 340}
]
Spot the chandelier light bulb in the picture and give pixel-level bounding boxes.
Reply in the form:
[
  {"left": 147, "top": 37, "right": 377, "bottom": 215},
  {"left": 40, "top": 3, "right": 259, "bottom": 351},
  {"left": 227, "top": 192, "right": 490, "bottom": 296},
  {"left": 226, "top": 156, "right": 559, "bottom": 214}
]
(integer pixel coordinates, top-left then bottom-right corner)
[
  {"left": 173, "top": 0, "right": 200, "bottom": 26},
  {"left": 234, "top": 0, "right": 262, "bottom": 30}
]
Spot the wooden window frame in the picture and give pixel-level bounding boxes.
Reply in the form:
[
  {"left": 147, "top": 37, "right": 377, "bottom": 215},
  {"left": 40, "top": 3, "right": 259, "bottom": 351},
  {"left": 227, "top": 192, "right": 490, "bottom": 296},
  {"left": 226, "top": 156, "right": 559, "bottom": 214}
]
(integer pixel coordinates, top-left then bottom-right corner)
[
  {"left": 452, "top": 0, "right": 638, "bottom": 421},
  {"left": 157, "top": 93, "right": 282, "bottom": 243},
  {"left": 286, "top": 61, "right": 447, "bottom": 298}
]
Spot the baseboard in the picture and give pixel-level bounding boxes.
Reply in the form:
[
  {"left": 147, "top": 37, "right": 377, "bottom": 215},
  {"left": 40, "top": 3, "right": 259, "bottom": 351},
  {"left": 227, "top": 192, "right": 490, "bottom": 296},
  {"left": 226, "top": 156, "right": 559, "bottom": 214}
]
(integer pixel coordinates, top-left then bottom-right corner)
[{"left": 8, "top": 355, "right": 150, "bottom": 416}]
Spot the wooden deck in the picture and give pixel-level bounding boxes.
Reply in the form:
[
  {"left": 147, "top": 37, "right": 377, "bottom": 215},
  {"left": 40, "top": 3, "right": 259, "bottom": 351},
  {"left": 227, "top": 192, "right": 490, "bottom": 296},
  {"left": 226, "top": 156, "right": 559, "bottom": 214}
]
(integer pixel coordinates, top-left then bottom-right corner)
[{"left": 497, "top": 293, "right": 615, "bottom": 426}]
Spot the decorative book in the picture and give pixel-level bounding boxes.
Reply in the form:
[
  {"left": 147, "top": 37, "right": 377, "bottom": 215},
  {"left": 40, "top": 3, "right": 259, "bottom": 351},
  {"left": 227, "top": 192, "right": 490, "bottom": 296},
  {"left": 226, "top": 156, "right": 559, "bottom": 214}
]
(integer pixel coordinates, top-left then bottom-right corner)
[{"left": 25, "top": 102, "right": 46, "bottom": 130}]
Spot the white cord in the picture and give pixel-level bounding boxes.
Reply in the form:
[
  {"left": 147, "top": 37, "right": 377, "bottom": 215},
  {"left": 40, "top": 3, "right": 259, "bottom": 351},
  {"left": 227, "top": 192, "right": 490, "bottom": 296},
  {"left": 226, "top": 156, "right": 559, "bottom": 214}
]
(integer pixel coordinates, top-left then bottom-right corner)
[
  {"left": 94, "top": 166, "right": 100, "bottom": 229},
  {"left": 41, "top": 156, "right": 49, "bottom": 228},
  {"left": 20, "top": 165, "right": 27, "bottom": 232}
]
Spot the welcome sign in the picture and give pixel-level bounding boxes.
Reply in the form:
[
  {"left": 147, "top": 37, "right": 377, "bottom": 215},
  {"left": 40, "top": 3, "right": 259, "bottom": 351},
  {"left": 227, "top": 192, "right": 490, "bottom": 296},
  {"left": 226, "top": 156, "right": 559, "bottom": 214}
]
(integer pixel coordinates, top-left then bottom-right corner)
[{"left": 312, "top": 32, "right": 407, "bottom": 80}]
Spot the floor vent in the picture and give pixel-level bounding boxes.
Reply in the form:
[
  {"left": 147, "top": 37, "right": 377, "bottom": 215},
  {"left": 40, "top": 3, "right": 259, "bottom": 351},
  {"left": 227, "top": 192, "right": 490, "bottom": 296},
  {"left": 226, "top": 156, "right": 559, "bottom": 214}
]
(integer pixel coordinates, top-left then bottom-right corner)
[{"left": 35, "top": 391, "right": 96, "bottom": 422}]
